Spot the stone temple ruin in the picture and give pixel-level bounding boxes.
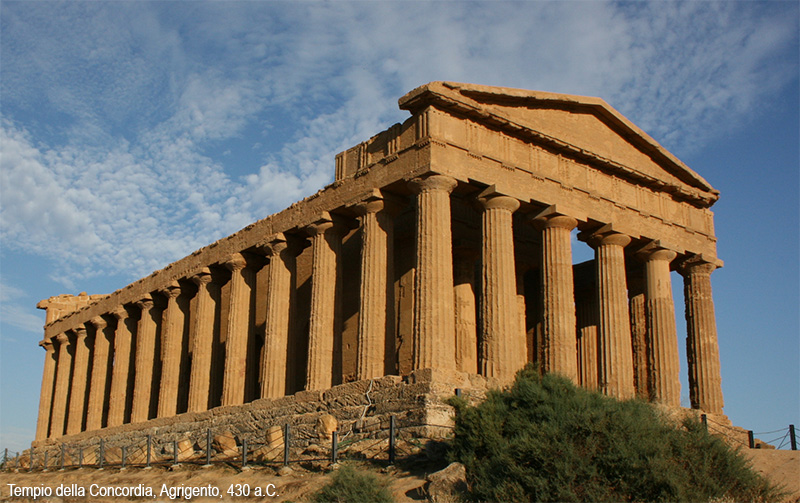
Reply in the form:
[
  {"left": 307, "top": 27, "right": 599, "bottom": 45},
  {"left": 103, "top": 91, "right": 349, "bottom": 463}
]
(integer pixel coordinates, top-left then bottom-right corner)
[{"left": 33, "top": 82, "right": 726, "bottom": 445}]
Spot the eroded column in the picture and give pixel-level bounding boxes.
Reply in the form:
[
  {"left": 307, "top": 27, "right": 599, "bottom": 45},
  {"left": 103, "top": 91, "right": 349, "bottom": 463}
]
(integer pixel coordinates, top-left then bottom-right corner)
[
  {"left": 533, "top": 209, "right": 579, "bottom": 382},
  {"left": 66, "top": 326, "right": 90, "bottom": 435},
  {"left": 453, "top": 246, "right": 478, "bottom": 374},
  {"left": 679, "top": 256, "right": 724, "bottom": 414},
  {"left": 356, "top": 194, "right": 397, "bottom": 380},
  {"left": 157, "top": 282, "right": 183, "bottom": 417},
  {"left": 35, "top": 339, "right": 57, "bottom": 441},
  {"left": 589, "top": 228, "right": 635, "bottom": 399},
  {"left": 408, "top": 174, "right": 457, "bottom": 370},
  {"left": 131, "top": 295, "right": 158, "bottom": 423},
  {"left": 261, "top": 234, "right": 296, "bottom": 399},
  {"left": 188, "top": 268, "right": 214, "bottom": 412},
  {"left": 305, "top": 214, "right": 343, "bottom": 390},
  {"left": 639, "top": 245, "right": 681, "bottom": 407},
  {"left": 477, "top": 191, "right": 521, "bottom": 381},
  {"left": 221, "top": 254, "right": 254, "bottom": 406},
  {"left": 85, "top": 316, "right": 112, "bottom": 431},
  {"left": 107, "top": 306, "right": 134, "bottom": 427},
  {"left": 49, "top": 333, "right": 72, "bottom": 438}
]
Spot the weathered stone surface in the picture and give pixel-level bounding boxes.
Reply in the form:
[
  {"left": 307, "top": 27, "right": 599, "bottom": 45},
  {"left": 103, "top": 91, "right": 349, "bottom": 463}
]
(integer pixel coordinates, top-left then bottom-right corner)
[
  {"left": 316, "top": 414, "right": 338, "bottom": 441},
  {"left": 426, "top": 462, "right": 468, "bottom": 503}
]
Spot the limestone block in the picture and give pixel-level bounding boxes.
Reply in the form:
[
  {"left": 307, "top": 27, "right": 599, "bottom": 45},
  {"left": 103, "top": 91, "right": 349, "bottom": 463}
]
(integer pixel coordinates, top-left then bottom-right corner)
[
  {"left": 212, "top": 431, "right": 239, "bottom": 456},
  {"left": 316, "top": 414, "right": 338, "bottom": 441},
  {"left": 253, "top": 425, "right": 284, "bottom": 462},
  {"left": 426, "top": 462, "right": 469, "bottom": 503}
]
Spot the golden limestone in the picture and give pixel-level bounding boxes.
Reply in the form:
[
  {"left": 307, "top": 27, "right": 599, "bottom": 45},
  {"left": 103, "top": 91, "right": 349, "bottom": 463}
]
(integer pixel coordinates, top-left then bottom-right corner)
[{"left": 33, "top": 82, "right": 726, "bottom": 440}]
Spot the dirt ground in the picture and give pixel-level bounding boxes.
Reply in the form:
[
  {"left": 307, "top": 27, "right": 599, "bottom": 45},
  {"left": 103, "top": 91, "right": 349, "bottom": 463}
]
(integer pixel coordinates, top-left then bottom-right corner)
[{"left": 744, "top": 449, "right": 800, "bottom": 503}]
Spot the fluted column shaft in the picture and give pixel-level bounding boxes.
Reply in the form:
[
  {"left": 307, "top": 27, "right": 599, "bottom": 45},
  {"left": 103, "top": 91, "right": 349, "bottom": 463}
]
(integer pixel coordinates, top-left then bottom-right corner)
[
  {"left": 680, "top": 259, "right": 724, "bottom": 414},
  {"left": 157, "top": 283, "right": 183, "bottom": 417},
  {"left": 131, "top": 296, "right": 158, "bottom": 423},
  {"left": 478, "top": 194, "right": 521, "bottom": 381},
  {"left": 86, "top": 317, "right": 111, "bottom": 431},
  {"left": 261, "top": 236, "right": 296, "bottom": 399},
  {"left": 35, "top": 340, "right": 56, "bottom": 441},
  {"left": 49, "top": 333, "right": 72, "bottom": 437},
  {"left": 535, "top": 214, "right": 579, "bottom": 382},
  {"left": 188, "top": 269, "right": 214, "bottom": 412},
  {"left": 627, "top": 267, "right": 649, "bottom": 399},
  {"left": 306, "top": 217, "right": 342, "bottom": 390},
  {"left": 409, "top": 175, "right": 457, "bottom": 370},
  {"left": 575, "top": 272, "right": 599, "bottom": 390},
  {"left": 66, "top": 326, "right": 90, "bottom": 435},
  {"left": 641, "top": 248, "right": 681, "bottom": 407},
  {"left": 222, "top": 254, "right": 253, "bottom": 406},
  {"left": 107, "top": 307, "right": 133, "bottom": 427},
  {"left": 454, "top": 247, "right": 478, "bottom": 374},
  {"left": 593, "top": 232, "right": 635, "bottom": 399},
  {"left": 356, "top": 200, "right": 395, "bottom": 380}
]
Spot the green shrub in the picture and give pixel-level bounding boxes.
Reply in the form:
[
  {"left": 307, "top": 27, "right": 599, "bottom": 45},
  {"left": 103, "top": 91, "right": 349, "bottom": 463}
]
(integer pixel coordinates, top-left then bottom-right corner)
[
  {"left": 448, "top": 364, "right": 779, "bottom": 502},
  {"left": 311, "top": 464, "right": 394, "bottom": 503}
]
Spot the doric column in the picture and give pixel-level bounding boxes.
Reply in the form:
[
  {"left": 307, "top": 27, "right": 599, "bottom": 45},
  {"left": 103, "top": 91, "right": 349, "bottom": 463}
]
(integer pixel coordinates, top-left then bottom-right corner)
[
  {"left": 585, "top": 227, "right": 635, "bottom": 399},
  {"left": 66, "top": 325, "right": 90, "bottom": 435},
  {"left": 260, "top": 234, "right": 297, "bottom": 399},
  {"left": 533, "top": 207, "right": 579, "bottom": 382},
  {"left": 679, "top": 256, "right": 724, "bottom": 414},
  {"left": 49, "top": 333, "right": 72, "bottom": 437},
  {"left": 157, "top": 282, "right": 183, "bottom": 417},
  {"left": 85, "top": 316, "right": 112, "bottom": 431},
  {"left": 107, "top": 306, "right": 134, "bottom": 427},
  {"left": 408, "top": 174, "right": 457, "bottom": 370},
  {"left": 188, "top": 268, "right": 214, "bottom": 413},
  {"left": 35, "top": 339, "right": 57, "bottom": 441},
  {"left": 627, "top": 265, "right": 649, "bottom": 399},
  {"left": 453, "top": 245, "right": 478, "bottom": 374},
  {"left": 638, "top": 244, "right": 681, "bottom": 407},
  {"left": 131, "top": 295, "right": 158, "bottom": 423},
  {"left": 305, "top": 213, "right": 344, "bottom": 390},
  {"left": 221, "top": 253, "right": 254, "bottom": 406},
  {"left": 477, "top": 190, "right": 521, "bottom": 381},
  {"left": 355, "top": 194, "right": 397, "bottom": 380}
]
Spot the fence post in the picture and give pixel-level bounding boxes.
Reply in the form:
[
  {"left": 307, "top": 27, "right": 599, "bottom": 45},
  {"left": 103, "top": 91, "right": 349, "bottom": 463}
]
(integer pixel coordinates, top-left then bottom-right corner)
[
  {"left": 121, "top": 446, "right": 127, "bottom": 469},
  {"left": 4, "top": 447, "right": 7, "bottom": 470},
  {"left": 99, "top": 439, "right": 105, "bottom": 468},
  {"left": 172, "top": 440, "right": 178, "bottom": 465},
  {"left": 29, "top": 446, "right": 34, "bottom": 472},
  {"left": 205, "top": 429, "right": 212, "bottom": 466},
  {"left": 43, "top": 451, "right": 48, "bottom": 470},
  {"left": 242, "top": 439, "right": 248, "bottom": 468},
  {"left": 790, "top": 425, "right": 797, "bottom": 451},
  {"left": 146, "top": 435, "right": 152, "bottom": 468},
  {"left": 283, "top": 424, "right": 290, "bottom": 467},
  {"left": 16, "top": 452, "right": 20, "bottom": 469},
  {"left": 455, "top": 388, "right": 462, "bottom": 397},
  {"left": 389, "top": 415, "right": 396, "bottom": 464},
  {"left": 331, "top": 431, "right": 338, "bottom": 463},
  {"left": 60, "top": 444, "right": 65, "bottom": 470},
  {"left": 748, "top": 430, "right": 755, "bottom": 449},
  {"left": 78, "top": 446, "right": 83, "bottom": 468}
]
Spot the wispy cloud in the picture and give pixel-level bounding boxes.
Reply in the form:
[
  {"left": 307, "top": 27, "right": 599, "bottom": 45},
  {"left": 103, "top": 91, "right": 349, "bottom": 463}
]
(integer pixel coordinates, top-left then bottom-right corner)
[{"left": 0, "top": 1, "right": 796, "bottom": 286}]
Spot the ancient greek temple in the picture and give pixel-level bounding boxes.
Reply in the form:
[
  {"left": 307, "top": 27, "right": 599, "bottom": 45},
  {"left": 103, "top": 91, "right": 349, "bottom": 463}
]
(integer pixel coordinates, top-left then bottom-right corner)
[{"left": 34, "top": 82, "right": 725, "bottom": 441}]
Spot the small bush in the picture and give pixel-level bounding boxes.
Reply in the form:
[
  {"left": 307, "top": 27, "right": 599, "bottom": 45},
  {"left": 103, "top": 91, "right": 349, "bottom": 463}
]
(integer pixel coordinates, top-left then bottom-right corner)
[
  {"left": 311, "top": 464, "right": 394, "bottom": 503},
  {"left": 448, "top": 364, "right": 780, "bottom": 502}
]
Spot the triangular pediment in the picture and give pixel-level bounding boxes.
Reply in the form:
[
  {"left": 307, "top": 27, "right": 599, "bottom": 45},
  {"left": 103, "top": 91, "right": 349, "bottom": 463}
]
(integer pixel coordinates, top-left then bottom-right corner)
[{"left": 399, "top": 82, "right": 718, "bottom": 207}]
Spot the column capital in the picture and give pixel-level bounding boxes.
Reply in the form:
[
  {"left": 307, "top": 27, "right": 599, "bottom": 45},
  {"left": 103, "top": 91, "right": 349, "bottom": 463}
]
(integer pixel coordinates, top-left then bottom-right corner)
[
  {"left": 635, "top": 241, "right": 678, "bottom": 263},
  {"left": 135, "top": 294, "right": 154, "bottom": 310},
  {"left": 190, "top": 267, "right": 213, "bottom": 287},
  {"left": 476, "top": 186, "right": 520, "bottom": 213},
  {"left": 353, "top": 189, "right": 404, "bottom": 216},
  {"left": 578, "top": 224, "right": 632, "bottom": 249},
  {"left": 55, "top": 332, "right": 70, "bottom": 345},
  {"left": 111, "top": 304, "right": 130, "bottom": 320},
  {"left": 72, "top": 325, "right": 87, "bottom": 339},
  {"left": 677, "top": 254, "right": 723, "bottom": 276},
  {"left": 257, "top": 232, "right": 305, "bottom": 258},
  {"left": 408, "top": 174, "right": 457, "bottom": 194},
  {"left": 89, "top": 316, "right": 107, "bottom": 330},
  {"left": 222, "top": 252, "right": 247, "bottom": 272},
  {"left": 305, "top": 212, "right": 348, "bottom": 237},
  {"left": 39, "top": 339, "right": 55, "bottom": 352}
]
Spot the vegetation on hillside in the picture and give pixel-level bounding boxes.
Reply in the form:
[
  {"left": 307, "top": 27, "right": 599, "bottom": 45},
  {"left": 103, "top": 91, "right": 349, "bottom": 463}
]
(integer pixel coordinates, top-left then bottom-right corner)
[
  {"left": 448, "top": 364, "right": 780, "bottom": 502},
  {"left": 310, "top": 464, "right": 394, "bottom": 503}
]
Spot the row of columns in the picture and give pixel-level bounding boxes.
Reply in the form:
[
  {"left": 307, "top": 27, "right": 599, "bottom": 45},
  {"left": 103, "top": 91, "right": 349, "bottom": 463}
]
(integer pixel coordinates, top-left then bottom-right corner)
[{"left": 35, "top": 173, "right": 725, "bottom": 441}]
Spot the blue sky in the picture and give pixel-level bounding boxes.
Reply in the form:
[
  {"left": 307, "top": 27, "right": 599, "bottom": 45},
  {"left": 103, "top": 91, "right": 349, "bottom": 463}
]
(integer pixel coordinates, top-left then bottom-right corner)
[{"left": 1, "top": 1, "right": 797, "bottom": 453}]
